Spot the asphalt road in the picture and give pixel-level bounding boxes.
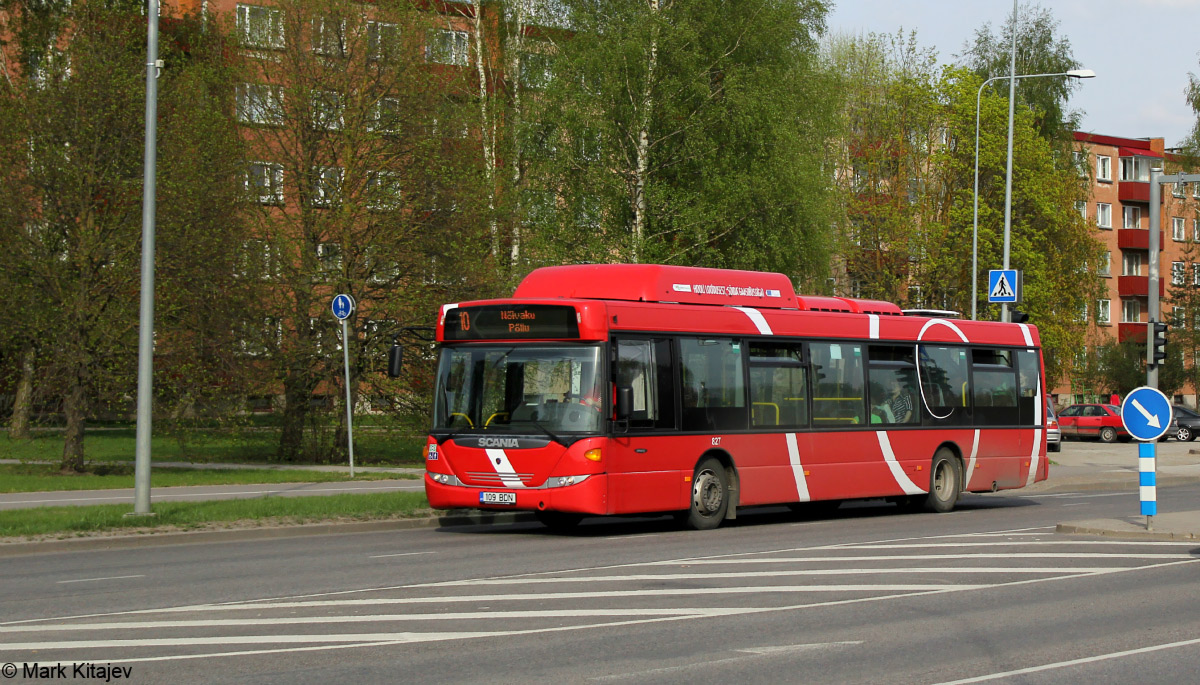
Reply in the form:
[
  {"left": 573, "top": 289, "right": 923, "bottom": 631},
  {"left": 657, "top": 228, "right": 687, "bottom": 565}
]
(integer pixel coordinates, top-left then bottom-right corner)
[{"left": 2, "top": 483, "right": 1199, "bottom": 684}]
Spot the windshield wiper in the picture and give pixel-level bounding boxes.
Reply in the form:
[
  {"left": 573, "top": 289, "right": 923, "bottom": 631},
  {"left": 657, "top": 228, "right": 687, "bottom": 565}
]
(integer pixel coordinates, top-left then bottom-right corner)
[{"left": 527, "top": 419, "right": 567, "bottom": 447}]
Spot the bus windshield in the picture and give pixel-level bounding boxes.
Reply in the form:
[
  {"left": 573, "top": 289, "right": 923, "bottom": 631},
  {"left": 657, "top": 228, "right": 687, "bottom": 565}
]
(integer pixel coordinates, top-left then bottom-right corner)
[{"left": 433, "top": 344, "right": 605, "bottom": 434}]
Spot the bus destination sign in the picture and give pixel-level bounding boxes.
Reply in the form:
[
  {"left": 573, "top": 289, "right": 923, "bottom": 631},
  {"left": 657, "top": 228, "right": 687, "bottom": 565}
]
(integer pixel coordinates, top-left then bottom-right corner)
[{"left": 443, "top": 305, "right": 579, "bottom": 340}]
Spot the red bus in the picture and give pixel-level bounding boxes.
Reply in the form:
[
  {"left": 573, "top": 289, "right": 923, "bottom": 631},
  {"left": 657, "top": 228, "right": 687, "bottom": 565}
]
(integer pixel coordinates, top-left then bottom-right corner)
[{"left": 397, "top": 264, "right": 1049, "bottom": 530}]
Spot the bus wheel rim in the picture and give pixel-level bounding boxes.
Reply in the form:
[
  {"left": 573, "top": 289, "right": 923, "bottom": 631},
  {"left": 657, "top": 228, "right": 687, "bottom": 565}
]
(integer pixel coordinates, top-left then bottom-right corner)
[
  {"left": 933, "top": 461, "right": 951, "bottom": 501},
  {"left": 693, "top": 470, "right": 723, "bottom": 516}
]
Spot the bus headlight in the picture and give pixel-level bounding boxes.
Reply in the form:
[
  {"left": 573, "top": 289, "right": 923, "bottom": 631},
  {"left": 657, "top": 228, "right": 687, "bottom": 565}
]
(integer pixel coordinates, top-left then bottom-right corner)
[{"left": 548, "top": 475, "right": 590, "bottom": 488}]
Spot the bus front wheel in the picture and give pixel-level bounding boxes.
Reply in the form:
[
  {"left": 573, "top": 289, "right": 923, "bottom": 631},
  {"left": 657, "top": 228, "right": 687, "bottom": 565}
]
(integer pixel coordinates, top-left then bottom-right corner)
[
  {"left": 922, "top": 449, "right": 961, "bottom": 513},
  {"left": 685, "top": 457, "right": 729, "bottom": 530}
]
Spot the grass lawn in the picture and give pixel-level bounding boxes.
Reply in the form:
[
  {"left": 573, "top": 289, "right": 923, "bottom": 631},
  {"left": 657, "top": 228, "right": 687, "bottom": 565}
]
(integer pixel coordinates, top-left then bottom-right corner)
[
  {"left": 0, "top": 463, "right": 417, "bottom": 494},
  {"left": 0, "top": 428, "right": 427, "bottom": 466},
  {"left": 0, "top": 491, "right": 433, "bottom": 539}
]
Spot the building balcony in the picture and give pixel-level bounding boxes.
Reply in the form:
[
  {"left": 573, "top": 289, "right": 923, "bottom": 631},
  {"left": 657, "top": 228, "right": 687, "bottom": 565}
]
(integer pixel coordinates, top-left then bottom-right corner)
[
  {"left": 1118, "top": 322, "right": 1147, "bottom": 343},
  {"left": 1119, "top": 181, "right": 1150, "bottom": 203},
  {"left": 1117, "top": 275, "right": 1165, "bottom": 297},
  {"left": 1117, "top": 229, "right": 1163, "bottom": 250}
]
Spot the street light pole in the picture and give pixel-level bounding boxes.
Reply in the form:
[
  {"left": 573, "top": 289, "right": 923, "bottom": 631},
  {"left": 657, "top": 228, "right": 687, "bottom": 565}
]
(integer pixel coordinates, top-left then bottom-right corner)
[
  {"left": 1001, "top": 0, "right": 1018, "bottom": 324},
  {"left": 970, "top": 65, "right": 1096, "bottom": 320}
]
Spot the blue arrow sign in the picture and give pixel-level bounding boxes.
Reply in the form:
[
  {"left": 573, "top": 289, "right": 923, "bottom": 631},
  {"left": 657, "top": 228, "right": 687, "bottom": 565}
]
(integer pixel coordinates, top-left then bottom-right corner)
[
  {"left": 1120, "top": 386, "right": 1172, "bottom": 442},
  {"left": 332, "top": 293, "right": 356, "bottom": 321},
  {"left": 988, "top": 269, "right": 1020, "bottom": 303}
]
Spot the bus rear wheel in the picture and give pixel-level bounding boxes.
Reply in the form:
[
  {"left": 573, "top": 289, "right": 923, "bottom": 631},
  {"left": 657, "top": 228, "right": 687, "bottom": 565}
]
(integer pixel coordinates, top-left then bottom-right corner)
[
  {"left": 922, "top": 449, "right": 961, "bottom": 513},
  {"left": 685, "top": 457, "right": 729, "bottom": 530}
]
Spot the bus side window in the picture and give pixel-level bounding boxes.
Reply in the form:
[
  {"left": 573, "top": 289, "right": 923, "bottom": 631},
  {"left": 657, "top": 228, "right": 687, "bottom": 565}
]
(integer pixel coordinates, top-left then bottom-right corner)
[
  {"left": 918, "top": 345, "right": 969, "bottom": 425},
  {"left": 748, "top": 342, "right": 808, "bottom": 429},
  {"left": 1016, "top": 349, "right": 1041, "bottom": 426},
  {"left": 615, "top": 338, "right": 676, "bottom": 430},
  {"left": 680, "top": 338, "right": 747, "bottom": 432},
  {"left": 809, "top": 342, "right": 865, "bottom": 426}
]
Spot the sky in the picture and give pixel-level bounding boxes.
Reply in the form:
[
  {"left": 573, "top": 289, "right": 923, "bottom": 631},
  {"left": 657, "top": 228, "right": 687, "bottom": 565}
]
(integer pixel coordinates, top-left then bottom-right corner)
[{"left": 826, "top": 0, "right": 1200, "bottom": 147}]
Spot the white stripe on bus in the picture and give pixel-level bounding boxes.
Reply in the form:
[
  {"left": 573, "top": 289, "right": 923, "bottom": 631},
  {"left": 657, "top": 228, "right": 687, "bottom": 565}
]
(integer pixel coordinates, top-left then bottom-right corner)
[
  {"left": 485, "top": 449, "right": 526, "bottom": 489},
  {"left": 876, "top": 432, "right": 925, "bottom": 495},
  {"left": 732, "top": 306, "right": 772, "bottom": 335},
  {"left": 785, "top": 433, "right": 810, "bottom": 502}
]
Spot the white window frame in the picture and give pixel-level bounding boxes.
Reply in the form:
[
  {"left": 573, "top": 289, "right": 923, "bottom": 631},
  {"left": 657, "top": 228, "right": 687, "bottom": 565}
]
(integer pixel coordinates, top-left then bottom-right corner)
[
  {"left": 1097, "top": 299, "right": 1111, "bottom": 324},
  {"left": 368, "top": 21, "right": 401, "bottom": 62},
  {"left": 236, "top": 4, "right": 284, "bottom": 49},
  {"left": 369, "top": 97, "right": 400, "bottom": 134},
  {"left": 310, "top": 90, "right": 344, "bottom": 131},
  {"left": 1174, "top": 217, "right": 1186, "bottom": 241},
  {"left": 1194, "top": 218, "right": 1200, "bottom": 242},
  {"left": 316, "top": 242, "right": 343, "bottom": 280},
  {"left": 311, "top": 166, "right": 343, "bottom": 208},
  {"left": 1173, "top": 182, "right": 1186, "bottom": 198},
  {"left": 1072, "top": 150, "right": 1087, "bottom": 178},
  {"left": 1096, "top": 203, "right": 1112, "bottom": 228},
  {"left": 1099, "top": 251, "right": 1111, "bottom": 277},
  {"left": 1097, "top": 155, "right": 1111, "bottom": 182},
  {"left": 1121, "top": 299, "right": 1141, "bottom": 324},
  {"left": 1173, "top": 261, "right": 1186, "bottom": 286},
  {"left": 1075, "top": 201, "right": 1087, "bottom": 221},
  {"left": 1194, "top": 263, "right": 1200, "bottom": 287},
  {"left": 312, "top": 17, "right": 347, "bottom": 57},
  {"left": 365, "top": 170, "right": 402, "bottom": 211},
  {"left": 246, "top": 161, "right": 284, "bottom": 205},
  {"left": 427, "top": 29, "right": 469, "bottom": 66},
  {"left": 236, "top": 83, "right": 284, "bottom": 126},
  {"left": 1123, "top": 205, "right": 1141, "bottom": 230}
]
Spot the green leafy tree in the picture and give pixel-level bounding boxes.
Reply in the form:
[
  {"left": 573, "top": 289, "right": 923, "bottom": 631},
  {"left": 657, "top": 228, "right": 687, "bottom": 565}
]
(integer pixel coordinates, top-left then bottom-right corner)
[
  {"left": 958, "top": 3, "right": 1083, "bottom": 143},
  {"left": 227, "top": 0, "right": 495, "bottom": 461},
  {"left": 519, "top": 0, "right": 839, "bottom": 287},
  {"left": 920, "top": 68, "right": 1102, "bottom": 384},
  {"left": 825, "top": 30, "right": 942, "bottom": 306}
]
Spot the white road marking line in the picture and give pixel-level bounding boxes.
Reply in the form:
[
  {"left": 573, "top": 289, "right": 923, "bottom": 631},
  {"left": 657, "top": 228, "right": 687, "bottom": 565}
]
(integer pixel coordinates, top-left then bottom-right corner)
[
  {"left": 367, "top": 552, "right": 436, "bottom": 559},
  {"left": 428, "top": 568, "right": 1135, "bottom": 587},
  {"left": 592, "top": 641, "right": 862, "bottom": 681},
  {"left": 6, "top": 560, "right": 1197, "bottom": 665},
  {"left": 0, "top": 608, "right": 730, "bottom": 634},
  {"left": 56, "top": 575, "right": 145, "bottom": 585},
  {"left": 931, "top": 635, "right": 1200, "bottom": 685}
]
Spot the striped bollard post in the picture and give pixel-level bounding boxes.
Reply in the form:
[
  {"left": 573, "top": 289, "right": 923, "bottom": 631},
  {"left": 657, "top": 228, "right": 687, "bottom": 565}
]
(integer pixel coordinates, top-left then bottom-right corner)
[{"left": 1139, "top": 442, "right": 1156, "bottom": 530}]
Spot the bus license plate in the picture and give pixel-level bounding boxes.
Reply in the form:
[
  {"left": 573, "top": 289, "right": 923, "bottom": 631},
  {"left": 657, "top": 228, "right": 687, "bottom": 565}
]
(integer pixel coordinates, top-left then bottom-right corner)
[{"left": 479, "top": 491, "right": 516, "bottom": 505}]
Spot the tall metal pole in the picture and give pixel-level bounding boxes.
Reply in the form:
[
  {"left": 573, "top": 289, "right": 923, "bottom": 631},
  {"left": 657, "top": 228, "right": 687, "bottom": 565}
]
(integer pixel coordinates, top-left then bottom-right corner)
[
  {"left": 1001, "top": 0, "right": 1018, "bottom": 325},
  {"left": 342, "top": 319, "right": 356, "bottom": 478},
  {"left": 132, "top": 0, "right": 161, "bottom": 516},
  {"left": 1148, "top": 167, "right": 1162, "bottom": 389}
]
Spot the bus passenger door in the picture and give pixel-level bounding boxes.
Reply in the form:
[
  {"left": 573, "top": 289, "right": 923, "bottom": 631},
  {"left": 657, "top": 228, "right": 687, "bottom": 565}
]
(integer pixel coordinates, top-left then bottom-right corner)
[{"left": 607, "top": 338, "right": 683, "bottom": 514}]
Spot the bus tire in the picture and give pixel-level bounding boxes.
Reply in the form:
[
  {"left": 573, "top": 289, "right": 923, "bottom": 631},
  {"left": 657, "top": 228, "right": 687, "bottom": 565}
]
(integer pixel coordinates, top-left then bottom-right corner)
[
  {"left": 922, "top": 449, "right": 961, "bottom": 513},
  {"left": 535, "top": 510, "right": 583, "bottom": 532},
  {"left": 686, "top": 457, "right": 729, "bottom": 530}
]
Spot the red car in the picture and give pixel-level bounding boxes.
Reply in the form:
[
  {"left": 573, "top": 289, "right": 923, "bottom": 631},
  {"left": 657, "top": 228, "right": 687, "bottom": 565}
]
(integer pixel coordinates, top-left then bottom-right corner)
[{"left": 1056, "top": 403, "right": 1129, "bottom": 443}]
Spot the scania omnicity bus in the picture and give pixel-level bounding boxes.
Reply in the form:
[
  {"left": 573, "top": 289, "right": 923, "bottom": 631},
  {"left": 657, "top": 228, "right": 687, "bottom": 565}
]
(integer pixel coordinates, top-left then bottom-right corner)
[{"left": 392, "top": 264, "right": 1048, "bottom": 530}]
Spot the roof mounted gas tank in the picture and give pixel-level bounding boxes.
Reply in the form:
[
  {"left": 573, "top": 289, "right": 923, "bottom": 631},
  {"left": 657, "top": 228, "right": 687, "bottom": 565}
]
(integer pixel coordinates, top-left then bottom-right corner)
[{"left": 514, "top": 264, "right": 800, "bottom": 309}]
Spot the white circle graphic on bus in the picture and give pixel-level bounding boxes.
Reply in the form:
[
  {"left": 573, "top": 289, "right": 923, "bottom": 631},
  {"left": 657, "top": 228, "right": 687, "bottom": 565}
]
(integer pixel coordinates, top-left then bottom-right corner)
[{"left": 915, "top": 318, "right": 970, "bottom": 420}]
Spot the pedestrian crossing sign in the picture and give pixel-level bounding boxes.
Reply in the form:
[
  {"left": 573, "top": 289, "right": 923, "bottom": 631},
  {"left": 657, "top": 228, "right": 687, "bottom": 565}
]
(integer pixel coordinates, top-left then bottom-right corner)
[{"left": 988, "top": 269, "right": 1021, "bottom": 303}]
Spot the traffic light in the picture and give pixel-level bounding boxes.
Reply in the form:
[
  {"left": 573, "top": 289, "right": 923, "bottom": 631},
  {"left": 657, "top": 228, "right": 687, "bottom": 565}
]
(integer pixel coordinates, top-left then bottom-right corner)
[
  {"left": 1011, "top": 309, "right": 1029, "bottom": 324},
  {"left": 1150, "top": 320, "right": 1168, "bottom": 367}
]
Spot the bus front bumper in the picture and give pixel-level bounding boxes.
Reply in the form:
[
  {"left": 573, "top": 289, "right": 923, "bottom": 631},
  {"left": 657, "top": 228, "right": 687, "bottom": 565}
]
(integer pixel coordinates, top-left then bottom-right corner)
[{"left": 425, "top": 472, "right": 609, "bottom": 515}]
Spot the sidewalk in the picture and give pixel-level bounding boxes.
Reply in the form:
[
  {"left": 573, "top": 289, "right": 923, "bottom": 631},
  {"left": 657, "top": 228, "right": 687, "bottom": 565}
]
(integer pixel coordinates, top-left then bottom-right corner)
[{"left": 1045, "top": 438, "right": 1200, "bottom": 540}]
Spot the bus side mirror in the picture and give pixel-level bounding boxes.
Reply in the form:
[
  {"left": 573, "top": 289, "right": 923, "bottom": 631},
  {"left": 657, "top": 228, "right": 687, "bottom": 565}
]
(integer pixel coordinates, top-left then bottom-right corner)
[
  {"left": 388, "top": 344, "right": 404, "bottom": 378},
  {"left": 616, "top": 386, "right": 633, "bottom": 420}
]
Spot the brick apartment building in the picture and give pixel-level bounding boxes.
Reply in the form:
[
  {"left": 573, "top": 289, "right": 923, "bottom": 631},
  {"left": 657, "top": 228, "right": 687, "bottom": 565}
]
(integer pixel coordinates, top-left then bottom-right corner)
[{"left": 1064, "top": 131, "right": 1200, "bottom": 406}]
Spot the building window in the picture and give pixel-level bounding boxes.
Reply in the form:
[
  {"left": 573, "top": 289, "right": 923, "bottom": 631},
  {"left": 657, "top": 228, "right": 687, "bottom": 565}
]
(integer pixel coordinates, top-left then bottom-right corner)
[
  {"left": 1175, "top": 217, "right": 1186, "bottom": 241},
  {"left": 368, "top": 21, "right": 401, "bottom": 62},
  {"left": 1194, "top": 219, "right": 1200, "bottom": 242},
  {"left": 1123, "top": 205, "right": 1141, "bottom": 229},
  {"left": 365, "top": 171, "right": 402, "bottom": 210},
  {"left": 1097, "top": 155, "right": 1111, "bottom": 182},
  {"left": 1075, "top": 201, "right": 1087, "bottom": 220},
  {"left": 1173, "top": 306, "right": 1186, "bottom": 327},
  {"left": 312, "top": 17, "right": 346, "bottom": 57},
  {"left": 519, "top": 52, "right": 554, "bottom": 89},
  {"left": 1173, "top": 182, "right": 1186, "bottom": 198},
  {"left": 369, "top": 97, "right": 400, "bottom": 134},
  {"left": 1173, "top": 261, "right": 1186, "bottom": 286},
  {"left": 1099, "top": 251, "right": 1111, "bottom": 277},
  {"left": 1097, "top": 299, "right": 1111, "bottom": 325},
  {"left": 310, "top": 90, "right": 344, "bottom": 131},
  {"left": 1194, "top": 263, "right": 1200, "bottom": 287},
  {"left": 427, "top": 29, "right": 468, "bottom": 66},
  {"left": 1072, "top": 150, "right": 1087, "bottom": 177},
  {"left": 1122, "top": 299, "right": 1140, "bottom": 323},
  {"left": 237, "top": 4, "right": 284, "bottom": 49},
  {"left": 310, "top": 167, "right": 343, "bottom": 208},
  {"left": 236, "top": 83, "right": 284, "bottom": 125},
  {"left": 246, "top": 162, "right": 283, "bottom": 205},
  {"left": 1119, "top": 156, "right": 1151, "bottom": 182},
  {"left": 1097, "top": 203, "right": 1112, "bottom": 228},
  {"left": 1122, "top": 252, "right": 1141, "bottom": 276},
  {"left": 316, "top": 242, "right": 342, "bottom": 280},
  {"left": 237, "top": 238, "right": 279, "bottom": 280}
]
